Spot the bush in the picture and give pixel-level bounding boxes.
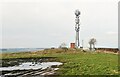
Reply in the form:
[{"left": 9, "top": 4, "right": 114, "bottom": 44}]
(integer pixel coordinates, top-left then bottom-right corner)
[{"left": 61, "top": 47, "right": 68, "bottom": 52}]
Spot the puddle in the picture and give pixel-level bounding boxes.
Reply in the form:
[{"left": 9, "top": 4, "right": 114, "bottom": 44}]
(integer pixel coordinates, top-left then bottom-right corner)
[{"left": 0, "top": 62, "right": 63, "bottom": 71}]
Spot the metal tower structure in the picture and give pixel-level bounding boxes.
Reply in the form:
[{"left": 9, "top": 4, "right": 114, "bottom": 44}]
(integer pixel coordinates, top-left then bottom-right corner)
[{"left": 75, "top": 10, "right": 81, "bottom": 48}]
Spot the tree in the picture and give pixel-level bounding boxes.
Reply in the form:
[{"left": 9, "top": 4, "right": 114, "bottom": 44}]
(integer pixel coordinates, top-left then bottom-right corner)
[
  {"left": 59, "top": 42, "right": 68, "bottom": 52},
  {"left": 89, "top": 38, "right": 97, "bottom": 50},
  {"left": 59, "top": 42, "right": 67, "bottom": 48}
]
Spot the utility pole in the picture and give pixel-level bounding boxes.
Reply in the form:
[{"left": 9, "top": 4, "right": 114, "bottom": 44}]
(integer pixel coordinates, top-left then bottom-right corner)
[{"left": 82, "top": 40, "right": 84, "bottom": 49}]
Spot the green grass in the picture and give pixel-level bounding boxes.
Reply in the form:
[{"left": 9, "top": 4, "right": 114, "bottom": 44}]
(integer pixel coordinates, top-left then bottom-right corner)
[
  {"left": 0, "top": 49, "right": 119, "bottom": 75},
  {"left": 57, "top": 53, "right": 118, "bottom": 75}
]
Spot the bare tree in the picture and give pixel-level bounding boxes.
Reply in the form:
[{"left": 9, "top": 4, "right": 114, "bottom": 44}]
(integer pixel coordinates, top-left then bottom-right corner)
[
  {"left": 89, "top": 40, "right": 92, "bottom": 50},
  {"left": 59, "top": 42, "right": 68, "bottom": 52},
  {"left": 59, "top": 42, "right": 67, "bottom": 48},
  {"left": 89, "top": 38, "right": 97, "bottom": 50}
]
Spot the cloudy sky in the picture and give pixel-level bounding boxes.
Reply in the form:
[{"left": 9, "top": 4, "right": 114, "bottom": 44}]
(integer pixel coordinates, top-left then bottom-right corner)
[{"left": 1, "top": 0, "right": 119, "bottom": 48}]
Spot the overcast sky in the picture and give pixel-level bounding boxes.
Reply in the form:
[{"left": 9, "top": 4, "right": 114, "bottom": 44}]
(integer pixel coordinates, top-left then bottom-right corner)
[{"left": 1, "top": 0, "right": 119, "bottom": 48}]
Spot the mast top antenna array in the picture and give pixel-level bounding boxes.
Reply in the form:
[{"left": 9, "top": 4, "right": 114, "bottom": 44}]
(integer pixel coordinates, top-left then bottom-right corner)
[{"left": 75, "top": 10, "right": 80, "bottom": 16}]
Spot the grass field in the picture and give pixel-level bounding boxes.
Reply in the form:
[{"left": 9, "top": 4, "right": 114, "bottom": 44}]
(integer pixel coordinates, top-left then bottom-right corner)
[{"left": 0, "top": 48, "right": 119, "bottom": 75}]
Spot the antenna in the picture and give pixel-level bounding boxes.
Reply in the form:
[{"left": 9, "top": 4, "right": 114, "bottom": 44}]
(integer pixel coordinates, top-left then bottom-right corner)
[{"left": 75, "top": 9, "right": 81, "bottom": 48}]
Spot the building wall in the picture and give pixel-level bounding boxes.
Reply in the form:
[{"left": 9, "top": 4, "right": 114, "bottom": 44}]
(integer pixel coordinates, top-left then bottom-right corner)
[
  {"left": 96, "top": 48, "right": 119, "bottom": 53},
  {"left": 70, "top": 43, "right": 75, "bottom": 48}
]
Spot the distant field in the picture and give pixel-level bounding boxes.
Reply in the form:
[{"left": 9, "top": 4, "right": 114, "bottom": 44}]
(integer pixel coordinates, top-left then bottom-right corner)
[{"left": 0, "top": 48, "right": 119, "bottom": 75}]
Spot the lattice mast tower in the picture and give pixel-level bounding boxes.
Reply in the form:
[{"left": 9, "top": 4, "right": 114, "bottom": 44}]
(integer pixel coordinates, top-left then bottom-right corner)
[{"left": 75, "top": 10, "right": 81, "bottom": 48}]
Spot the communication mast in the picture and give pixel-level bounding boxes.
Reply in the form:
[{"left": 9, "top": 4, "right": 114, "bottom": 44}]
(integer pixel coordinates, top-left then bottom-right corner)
[{"left": 75, "top": 10, "right": 81, "bottom": 48}]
